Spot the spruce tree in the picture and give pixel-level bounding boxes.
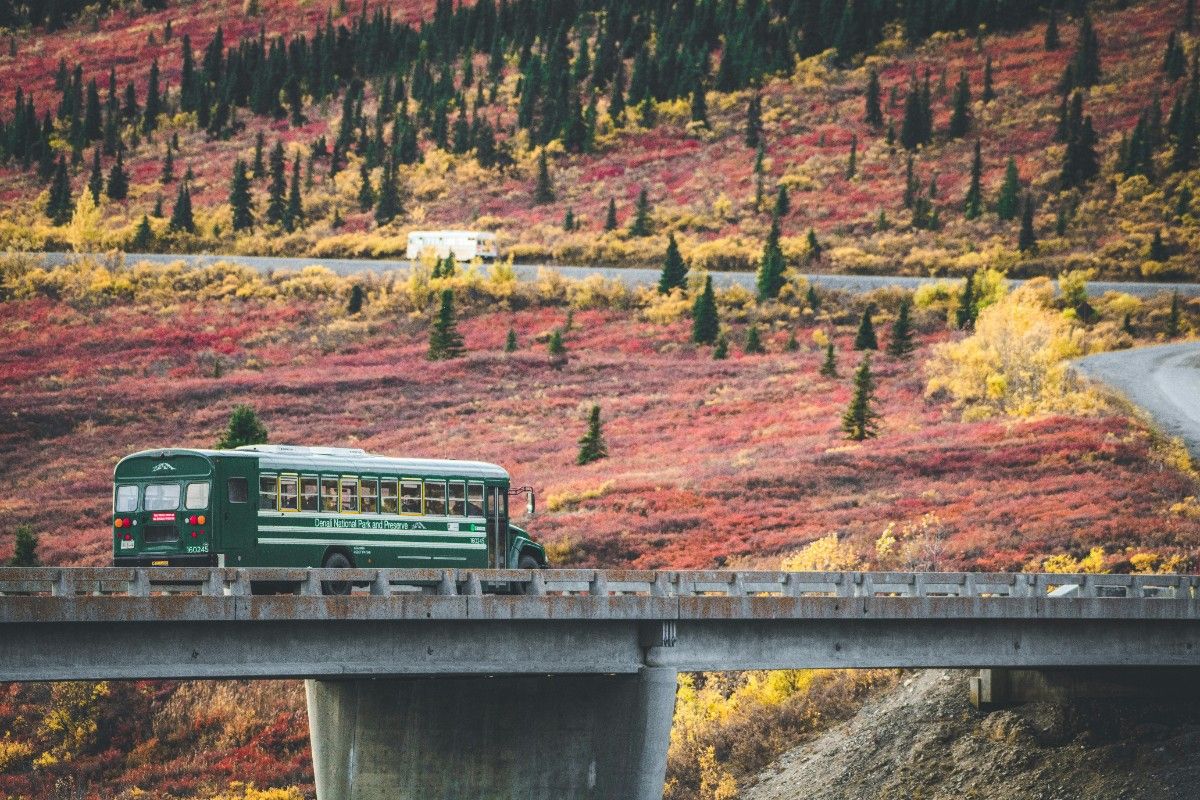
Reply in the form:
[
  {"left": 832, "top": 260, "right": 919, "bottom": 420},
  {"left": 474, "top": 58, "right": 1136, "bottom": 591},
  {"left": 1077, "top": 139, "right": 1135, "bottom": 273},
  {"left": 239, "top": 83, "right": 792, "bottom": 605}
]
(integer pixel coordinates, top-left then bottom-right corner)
[
  {"left": 1060, "top": 92, "right": 1099, "bottom": 187},
  {"left": 1168, "top": 290, "right": 1182, "bottom": 336},
  {"left": 1018, "top": 193, "right": 1038, "bottom": 253},
  {"left": 854, "top": 306, "right": 877, "bottom": 350},
  {"left": 820, "top": 340, "right": 837, "bottom": 377},
  {"left": 841, "top": 355, "right": 881, "bottom": 441},
  {"left": 900, "top": 75, "right": 926, "bottom": 150},
  {"left": 132, "top": 214, "right": 153, "bottom": 250},
  {"left": 964, "top": 140, "right": 983, "bottom": 219},
  {"left": 87, "top": 148, "right": 103, "bottom": 203},
  {"left": 1073, "top": 12, "right": 1101, "bottom": 88},
  {"left": 252, "top": 131, "right": 265, "bottom": 178},
  {"left": 1149, "top": 228, "right": 1169, "bottom": 261},
  {"left": 807, "top": 284, "right": 821, "bottom": 312},
  {"left": 1045, "top": 8, "right": 1060, "bottom": 50},
  {"left": 229, "top": 159, "right": 255, "bottom": 231},
  {"left": 161, "top": 145, "right": 174, "bottom": 184},
  {"left": 807, "top": 228, "right": 823, "bottom": 262},
  {"left": 629, "top": 187, "right": 652, "bottom": 236},
  {"left": 753, "top": 144, "right": 766, "bottom": 210},
  {"left": 690, "top": 80, "right": 709, "bottom": 127},
  {"left": 534, "top": 148, "right": 554, "bottom": 204},
  {"left": 745, "top": 92, "right": 762, "bottom": 147},
  {"left": 996, "top": 157, "right": 1021, "bottom": 220},
  {"left": 658, "top": 233, "right": 688, "bottom": 292},
  {"left": 46, "top": 157, "right": 72, "bottom": 225},
  {"left": 713, "top": 332, "right": 729, "bottom": 359},
  {"left": 266, "top": 141, "right": 287, "bottom": 225},
  {"left": 357, "top": 160, "right": 375, "bottom": 211},
  {"left": 9, "top": 525, "right": 39, "bottom": 567},
  {"left": 504, "top": 327, "right": 518, "bottom": 353},
  {"left": 1164, "top": 31, "right": 1186, "bottom": 81},
  {"left": 169, "top": 182, "right": 195, "bottom": 233},
  {"left": 864, "top": 69, "right": 884, "bottom": 127},
  {"left": 982, "top": 56, "right": 996, "bottom": 103},
  {"left": 284, "top": 156, "right": 303, "bottom": 232},
  {"left": 955, "top": 272, "right": 977, "bottom": 329},
  {"left": 744, "top": 323, "right": 764, "bottom": 354},
  {"left": 428, "top": 289, "right": 465, "bottom": 360},
  {"left": 604, "top": 198, "right": 618, "bottom": 231},
  {"left": 142, "top": 59, "right": 161, "bottom": 133},
  {"left": 576, "top": 405, "right": 608, "bottom": 465},
  {"left": 347, "top": 284, "right": 364, "bottom": 315},
  {"left": 785, "top": 330, "right": 799, "bottom": 351},
  {"left": 692, "top": 275, "right": 719, "bottom": 345},
  {"left": 216, "top": 404, "right": 268, "bottom": 449},
  {"left": 886, "top": 298, "right": 916, "bottom": 358},
  {"left": 563, "top": 208, "right": 576, "bottom": 231},
  {"left": 105, "top": 147, "right": 128, "bottom": 200},
  {"left": 1176, "top": 185, "right": 1193, "bottom": 218},
  {"left": 948, "top": 69, "right": 971, "bottom": 137},
  {"left": 756, "top": 216, "right": 786, "bottom": 301},
  {"left": 846, "top": 135, "right": 857, "bottom": 179},
  {"left": 375, "top": 158, "right": 404, "bottom": 225},
  {"left": 774, "top": 184, "right": 790, "bottom": 217}
]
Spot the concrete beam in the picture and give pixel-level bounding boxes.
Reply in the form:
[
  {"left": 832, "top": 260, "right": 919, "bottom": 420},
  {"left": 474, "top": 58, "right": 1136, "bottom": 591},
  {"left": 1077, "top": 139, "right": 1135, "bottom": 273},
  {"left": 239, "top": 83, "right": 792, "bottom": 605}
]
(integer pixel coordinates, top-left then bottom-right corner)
[{"left": 305, "top": 668, "right": 678, "bottom": 800}]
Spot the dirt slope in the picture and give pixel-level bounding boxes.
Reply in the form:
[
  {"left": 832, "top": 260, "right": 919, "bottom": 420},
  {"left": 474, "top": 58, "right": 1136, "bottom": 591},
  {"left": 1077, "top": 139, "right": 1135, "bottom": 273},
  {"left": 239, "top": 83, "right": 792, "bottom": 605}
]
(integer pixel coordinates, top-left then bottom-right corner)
[{"left": 743, "top": 669, "right": 1200, "bottom": 800}]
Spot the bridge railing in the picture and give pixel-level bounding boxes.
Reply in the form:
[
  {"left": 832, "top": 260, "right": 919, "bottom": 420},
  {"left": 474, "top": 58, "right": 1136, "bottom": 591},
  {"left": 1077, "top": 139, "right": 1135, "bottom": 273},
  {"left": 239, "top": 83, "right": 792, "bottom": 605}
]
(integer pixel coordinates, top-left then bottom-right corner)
[{"left": 0, "top": 568, "right": 1194, "bottom": 600}]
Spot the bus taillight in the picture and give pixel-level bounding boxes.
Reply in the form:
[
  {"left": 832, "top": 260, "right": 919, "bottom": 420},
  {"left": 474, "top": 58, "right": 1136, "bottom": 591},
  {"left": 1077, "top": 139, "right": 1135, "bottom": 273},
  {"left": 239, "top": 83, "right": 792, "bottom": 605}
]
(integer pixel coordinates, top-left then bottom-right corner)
[
  {"left": 187, "top": 515, "right": 206, "bottom": 525},
  {"left": 114, "top": 517, "right": 132, "bottom": 528}
]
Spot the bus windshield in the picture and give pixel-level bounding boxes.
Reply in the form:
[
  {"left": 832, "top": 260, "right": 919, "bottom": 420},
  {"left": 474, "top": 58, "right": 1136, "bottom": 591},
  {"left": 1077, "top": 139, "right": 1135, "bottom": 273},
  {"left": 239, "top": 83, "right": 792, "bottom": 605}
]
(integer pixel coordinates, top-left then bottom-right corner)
[{"left": 144, "top": 483, "right": 181, "bottom": 511}]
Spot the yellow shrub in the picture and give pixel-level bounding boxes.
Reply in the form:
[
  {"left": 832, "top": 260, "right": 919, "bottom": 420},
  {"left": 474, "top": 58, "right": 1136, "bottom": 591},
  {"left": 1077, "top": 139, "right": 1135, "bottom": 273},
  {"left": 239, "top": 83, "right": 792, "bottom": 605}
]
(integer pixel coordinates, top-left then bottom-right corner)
[
  {"left": 780, "top": 533, "right": 860, "bottom": 572},
  {"left": 207, "top": 783, "right": 305, "bottom": 800},
  {"left": 641, "top": 286, "right": 691, "bottom": 323},
  {"left": 0, "top": 734, "right": 34, "bottom": 772},
  {"left": 1038, "top": 546, "right": 1108, "bottom": 574},
  {"left": 36, "top": 681, "right": 110, "bottom": 766},
  {"left": 546, "top": 481, "right": 616, "bottom": 512}
]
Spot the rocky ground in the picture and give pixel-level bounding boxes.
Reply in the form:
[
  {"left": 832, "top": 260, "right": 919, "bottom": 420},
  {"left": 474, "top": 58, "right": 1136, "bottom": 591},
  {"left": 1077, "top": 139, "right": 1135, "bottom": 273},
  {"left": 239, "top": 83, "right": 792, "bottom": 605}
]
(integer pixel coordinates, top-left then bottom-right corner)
[{"left": 743, "top": 669, "right": 1200, "bottom": 800}]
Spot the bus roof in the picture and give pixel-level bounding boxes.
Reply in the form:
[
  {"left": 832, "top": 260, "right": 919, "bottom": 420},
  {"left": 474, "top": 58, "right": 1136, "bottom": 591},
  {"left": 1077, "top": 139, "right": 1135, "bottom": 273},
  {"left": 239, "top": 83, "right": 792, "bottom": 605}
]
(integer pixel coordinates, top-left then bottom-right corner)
[
  {"left": 116, "top": 446, "right": 510, "bottom": 480},
  {"left": 407, "top": 230, "right": 496, "bottom": 238}
]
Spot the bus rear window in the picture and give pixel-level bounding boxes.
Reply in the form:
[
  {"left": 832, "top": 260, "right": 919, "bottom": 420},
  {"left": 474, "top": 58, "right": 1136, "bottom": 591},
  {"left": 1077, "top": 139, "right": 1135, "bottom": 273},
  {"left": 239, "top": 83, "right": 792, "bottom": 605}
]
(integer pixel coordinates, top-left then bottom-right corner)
[
  {"left": 145, "top": 483, "right": 180, "bottom": 511},
  {"left": 185, "top": 482, "right": 210, "bottom": 509},
  {"left": 115, "top": 485, "right": 138, "bottom": 513}
]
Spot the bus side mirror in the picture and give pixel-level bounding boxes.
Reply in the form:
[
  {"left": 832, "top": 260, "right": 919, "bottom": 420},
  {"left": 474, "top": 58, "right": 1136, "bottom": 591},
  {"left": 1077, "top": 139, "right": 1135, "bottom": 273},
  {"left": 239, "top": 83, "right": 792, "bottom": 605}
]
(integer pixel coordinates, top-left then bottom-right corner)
[{"left": 527, "top": 492, "right": 535, "bottom": 517}]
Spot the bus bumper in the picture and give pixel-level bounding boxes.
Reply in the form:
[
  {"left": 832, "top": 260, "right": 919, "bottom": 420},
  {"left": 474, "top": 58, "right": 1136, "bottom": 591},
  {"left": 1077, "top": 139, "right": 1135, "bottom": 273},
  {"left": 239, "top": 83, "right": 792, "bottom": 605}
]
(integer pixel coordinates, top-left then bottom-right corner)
[{"left": 113, "top": 553, "right": 218, "bottom": 567}]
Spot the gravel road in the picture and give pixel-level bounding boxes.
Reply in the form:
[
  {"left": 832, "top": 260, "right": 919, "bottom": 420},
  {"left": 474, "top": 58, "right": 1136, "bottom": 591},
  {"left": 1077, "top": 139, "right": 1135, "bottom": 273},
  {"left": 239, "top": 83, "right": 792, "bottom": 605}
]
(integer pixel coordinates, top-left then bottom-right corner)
[
  {"left": 1075, "top": 341, "right": 1200, "bottom": 457},
  {"left": 32, "top": 251, "right": 1200, "bottom": 298}
]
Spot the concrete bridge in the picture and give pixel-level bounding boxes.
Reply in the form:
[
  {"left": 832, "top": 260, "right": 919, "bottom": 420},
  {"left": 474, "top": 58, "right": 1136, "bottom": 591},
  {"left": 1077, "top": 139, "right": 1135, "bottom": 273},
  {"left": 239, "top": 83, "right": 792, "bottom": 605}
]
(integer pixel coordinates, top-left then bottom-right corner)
[{"left": 2, "top": 566, "right": 1199, "bottom": 799}]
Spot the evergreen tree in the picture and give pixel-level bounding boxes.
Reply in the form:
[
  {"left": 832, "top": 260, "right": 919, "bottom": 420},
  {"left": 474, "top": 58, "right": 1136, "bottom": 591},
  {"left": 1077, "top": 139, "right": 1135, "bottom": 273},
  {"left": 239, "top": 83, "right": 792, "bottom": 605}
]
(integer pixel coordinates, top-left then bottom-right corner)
[
  {"left": 807, "top": 227, "right": 823, "bottom": 262},
  {"left": 955, "top": 271, "right": 977, "bottom": 329},
  {"left": 713, "top": 332, "right": 729, "bottom": 359},
  {"left": 690, "top": 79, "right": 708, "bottom": 127},
  {"left": 534, "top": 148, "right": 554, "bottom": 203},
  {"left": 982, "top": 56, "right": 996, "bottom": 103},
  {"left": 746, "top": 92, "right": 762, "bottom": 147},
  {"left": 216, "top": 404, "right": 268, "bottom": 449},
  {"left": 820, "top": 340, "right": 837, "bottom": 377},
  {"left": 1060, "top": 92, "right": 1099, "bottom": 187},
  {"left": 1168, "top": 290, "right": 1182, "bottom": 336},
  {"left": 658, "top": 233, "right": 688, "bottom": 292},
  {"left": 375, "top": 158, "right": 404, "bottom": 225},
  {"left": 252, "top": 131, "right": 265, "bottom": 178},
  {"left": 964, "top": 140, "right": 983, "bottom": 219},
  {"left": 266, "top": 141, "right": 287, "bottom": 225},
  {"left": 807, "top": 284, "right": 821, "bottom": 312},
  {"left": 756, "top": 216, "right": 786, "bottom": 300},
  {"left": 547, "top": 328, "right": 566, "bottom": 357},
  {"left": 357, "top": 160, "right": 376, "bottom": 211},
  {"left": 841, "top": 355, "right": 880, "bottom": 441},
  {"left": 948, "top": 69, "right": 971, "bottom": 137},
  {"left": 853, "top": 306, "right": 877, "bottom": 350},
  {"left": 846, "top": 135, "right": 857, "bottom": 178},
  {"left": 1149, "top": 228, "right": 1169, "bottom": 261},
  {"left": 886, "top": 298, "right": 915, "bottom": 358},
  {"left": 87, "top": 148, "right": 103, "bottom": 203},
  {"left": 132, "top": 214, "right": 153, "bottom": 250},
  {"left": 563, "top": 208, "right": 576, "bottom": 231},
  {"left": 774, "top": 184, "right": 790, "bottom": 217},
  {"left": 1073, "top": 12, "right": 1101, "bottom": 88},
  {"left": 1176, "top": 185, "right": 1193, "bottom": 218},
  {"left": 152, "top": 196, "right": 164, "bottom": 217},
  {"left": 785, "top": 330, "right": 800, "bottom": 351},
  {"left": 996, "top": 157, "right": 1020, "bottom": 220},
  {"left": 284, "top": 156, "right": 303, "bottom": 232},
  {"left": 105, "top": 147, "right": 128, "bottom": 200},
  {"left": 169, "top": 182, "right": 195, "bottom": 233},
  {"left": 1045, "top": 7, "right": 1060, "bottom": 50},
  {"left": 46, "top": 157, "right": 72, "bottom": 224},
  {"left": 229, "top": 159, "right": 254, "bottom": 231},
  {"left": 504, "top": 326, "right": 518, "bottom": 353},
  {"left": 753, "top": 144, "right": 767, "bottom": 210},
  {"left": 864, "top": 68, "right": 884, "bottom": 127},
  {"left": 9, "top": 525, "right": 39, "bottom": 567},
  {"left": 1018, "top": 192, "right": 1038, "bottom": 252},
  {"left": 142, "top": 59, "right": 161, "bottom": 133},
  {"left": 900, "top": 72, "right": 929, "bottom": 149},
  {"left": 428, "top": 289, "right": 465, "bottom": 360},
  {"left": 903, "top": 155, "right": 917, "bottom": 208},
  {"left": 692, "top": 275, "right": 719, "bottom": 345},
  {"left": 629, "top": 187, "right": 652, "bottom": 236},
  {"left": 1164, "top": 31, "right": 1187, "bottom": 82},
  {"left": 347, "top": 283, "right": 364, "bottom": 315},
  {"left": 161, "top": 145, "right": 174, "bottom": 184},
  {"left": 576, "top": 405, "right": 608, "bottom": 465},
  {"left": 603, "top": 198, "right": 618, "bottom": 231},
  {"left": 744, "top": 323, "right": 764, "bottom": 354}
]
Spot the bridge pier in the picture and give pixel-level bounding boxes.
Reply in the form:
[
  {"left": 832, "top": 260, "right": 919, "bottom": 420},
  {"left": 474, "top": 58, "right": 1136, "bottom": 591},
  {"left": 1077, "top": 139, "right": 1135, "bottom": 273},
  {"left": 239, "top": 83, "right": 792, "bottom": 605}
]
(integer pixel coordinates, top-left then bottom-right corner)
[{"left": 305, "top": 667, "right": 679, "bottom": 800}]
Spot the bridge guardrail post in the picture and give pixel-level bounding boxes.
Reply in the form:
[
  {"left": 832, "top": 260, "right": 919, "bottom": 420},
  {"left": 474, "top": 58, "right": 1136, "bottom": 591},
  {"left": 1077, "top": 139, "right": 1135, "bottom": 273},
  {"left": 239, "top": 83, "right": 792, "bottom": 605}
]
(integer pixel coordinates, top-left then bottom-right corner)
[
  {"left": 51, "top": 570, "right": 72, "bottom": 598},
  {"left": 436, "top": 570, "right": 457, "bottom": 596},
  {"left": 590, "top": 571, "right": 609, "bottom": 597},
  {"left": 464, "top": 572, "right": 483, "bottom": 596},
  {"left": 651, "top": 572, "right": 673, "bottom": 598},
  {"left": 129, "top": 569, "right": 150, "bottom": 597},
  {"left": 526, "top": 569, "right": 546, "bottom": 596},
  {"left": 203, "top": 570, "right": 223, "bottom": 597},
  {"left": 369, "top": 571, "right": 389, "bottom": 596}
]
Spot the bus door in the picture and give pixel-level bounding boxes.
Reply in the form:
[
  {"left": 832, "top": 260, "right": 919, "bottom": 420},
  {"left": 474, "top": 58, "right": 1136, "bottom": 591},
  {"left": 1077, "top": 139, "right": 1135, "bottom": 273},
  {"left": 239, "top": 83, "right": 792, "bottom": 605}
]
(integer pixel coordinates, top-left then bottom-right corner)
[
  {"left": 217, "top": 457, "right": 257, "bottom": 567},
  {"left": 485, "top": 485, "right": 508, "bottom": 569}
]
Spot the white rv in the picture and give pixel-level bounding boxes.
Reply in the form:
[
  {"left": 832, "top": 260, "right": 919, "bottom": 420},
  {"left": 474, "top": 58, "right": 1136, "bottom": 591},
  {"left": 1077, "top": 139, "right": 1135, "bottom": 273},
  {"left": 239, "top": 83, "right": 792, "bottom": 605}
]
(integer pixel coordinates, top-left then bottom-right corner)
[{"left": 406, "top": 230, "right": 499, "bottom": 262}]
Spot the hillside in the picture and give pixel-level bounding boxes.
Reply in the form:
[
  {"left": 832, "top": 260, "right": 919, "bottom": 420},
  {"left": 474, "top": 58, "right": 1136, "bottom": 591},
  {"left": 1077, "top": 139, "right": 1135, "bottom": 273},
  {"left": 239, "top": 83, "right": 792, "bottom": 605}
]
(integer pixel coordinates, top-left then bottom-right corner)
[{"left": 0, "top": 0, "right": 1198, "bottom": 281}]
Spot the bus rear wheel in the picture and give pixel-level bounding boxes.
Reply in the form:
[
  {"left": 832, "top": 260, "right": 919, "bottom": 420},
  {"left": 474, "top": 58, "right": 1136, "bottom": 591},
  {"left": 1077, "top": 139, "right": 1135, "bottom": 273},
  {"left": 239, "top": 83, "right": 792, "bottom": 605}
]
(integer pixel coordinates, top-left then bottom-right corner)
[
  {"left": 516, "top": 554, "right": 541, "bottom": 594},
  {"left": 321, "top": 552, "right": 353, "bottom": 596}
]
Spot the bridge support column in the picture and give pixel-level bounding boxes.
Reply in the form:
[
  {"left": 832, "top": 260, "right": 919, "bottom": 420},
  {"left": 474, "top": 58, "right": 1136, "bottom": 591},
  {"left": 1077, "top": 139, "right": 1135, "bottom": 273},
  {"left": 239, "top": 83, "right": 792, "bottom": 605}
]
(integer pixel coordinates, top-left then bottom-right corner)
[{"left": 305, "top": 667, "right": 678, "bottom": 800}]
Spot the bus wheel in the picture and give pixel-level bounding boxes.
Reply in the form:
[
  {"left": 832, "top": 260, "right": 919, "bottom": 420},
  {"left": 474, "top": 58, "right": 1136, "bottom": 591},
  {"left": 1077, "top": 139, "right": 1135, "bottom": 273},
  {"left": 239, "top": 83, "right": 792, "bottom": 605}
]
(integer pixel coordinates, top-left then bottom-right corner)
[
  {"left": 516, "top": 554, "right": 541, "bottom": 594},
  {"left": 321, "top": 551, "right": 353, "bottom": 596}
]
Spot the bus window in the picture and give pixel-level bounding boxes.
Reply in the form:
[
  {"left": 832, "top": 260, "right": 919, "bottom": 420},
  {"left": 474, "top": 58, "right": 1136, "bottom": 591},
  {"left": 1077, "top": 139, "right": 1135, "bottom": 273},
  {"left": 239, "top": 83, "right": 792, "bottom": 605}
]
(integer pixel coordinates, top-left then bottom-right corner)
[
  {"left": 185, "top": 482, "right": 210, "bottom": 509},
  {"left": 300, "top": 477, "right": 319, "bottom": 511},
  {"left": 380, "top": 479, "right": 398, "bottom": 514},
  {"left": 400, "top": 480, "right": 422, "bottom": 514},
  {"left": 145, "top": 483, "right": 181, "bottom": 511},
  {"left": 228, "top": 478, "right": 248, "bottom": 503},
  {"left": 321, "top": 477, "right": 338, "bottom": 512},
  {"left": 467, "top": 482, "right": 484, "bottom": 516},
  {"left": 448, "top": 481, "right": 466, "bottom": 517},
  {"left": 115, "top": 485, "right": 138, "bottom": 513},
  {"left": 340, "top": 478, "right": 359, "bottom": 512},
  {"left": 425, "top": 481, "right": 447, "bottom": 516},
  {"left": 361, "top": 479, "right": 379, "bottom": 513},
  {"left": 279, "top": 475, "right": 299, "bottom": 512},
  {"left": 259, "top": 476, "right": 278, "bottom": 509}
]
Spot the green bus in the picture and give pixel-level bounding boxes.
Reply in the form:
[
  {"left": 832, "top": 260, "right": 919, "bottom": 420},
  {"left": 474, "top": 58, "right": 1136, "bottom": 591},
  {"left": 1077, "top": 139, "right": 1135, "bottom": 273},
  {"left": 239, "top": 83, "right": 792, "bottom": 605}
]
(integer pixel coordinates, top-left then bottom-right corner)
[{"left": 112, "top": 445, "right": 546, "bottom": 578}]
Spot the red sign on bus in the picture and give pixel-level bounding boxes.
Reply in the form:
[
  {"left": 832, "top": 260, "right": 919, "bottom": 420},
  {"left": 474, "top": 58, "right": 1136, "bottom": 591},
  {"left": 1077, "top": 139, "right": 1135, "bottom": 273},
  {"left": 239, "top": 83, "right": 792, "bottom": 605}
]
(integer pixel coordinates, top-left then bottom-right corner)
[{"left": 151, "top": 512, "right": 175, "bottom": 522}]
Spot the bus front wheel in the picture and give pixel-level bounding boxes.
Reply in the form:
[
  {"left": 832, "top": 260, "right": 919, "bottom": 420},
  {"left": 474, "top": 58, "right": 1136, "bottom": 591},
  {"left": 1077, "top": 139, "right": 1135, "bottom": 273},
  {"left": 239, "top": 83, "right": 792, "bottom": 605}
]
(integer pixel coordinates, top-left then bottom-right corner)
[{"left": 321, "top": 551, "right": 353, "bottom": 596}]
